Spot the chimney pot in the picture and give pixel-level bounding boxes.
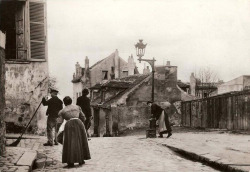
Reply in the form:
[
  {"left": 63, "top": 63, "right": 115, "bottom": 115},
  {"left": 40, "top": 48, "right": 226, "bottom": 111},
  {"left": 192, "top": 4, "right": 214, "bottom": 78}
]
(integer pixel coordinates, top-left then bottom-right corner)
[{"left": 166, "top": 61, "right": 170, "bottom": 66}]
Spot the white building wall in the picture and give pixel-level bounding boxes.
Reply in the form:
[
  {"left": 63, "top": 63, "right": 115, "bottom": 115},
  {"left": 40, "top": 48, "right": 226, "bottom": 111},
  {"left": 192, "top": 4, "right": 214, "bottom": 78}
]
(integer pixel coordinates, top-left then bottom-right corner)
[
  {"left": 217, "top": 76, "right": 244, "bottom": 95},
  {"left": 73, "top": 82, "right": 83, "bottom": 104}
]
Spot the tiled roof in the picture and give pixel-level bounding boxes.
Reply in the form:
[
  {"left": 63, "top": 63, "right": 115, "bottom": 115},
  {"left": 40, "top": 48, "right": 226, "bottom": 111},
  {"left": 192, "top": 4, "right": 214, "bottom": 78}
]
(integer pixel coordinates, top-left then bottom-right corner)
[
  {"left": 102, "top": 80, "right": 132, "bottom": 89},
  {"left": 177, "top": 80, "right": 190, "bottom": 88},
  {"left": 91, "top": 74, "right": 151, "bottom": 108},
  {"left": 89, "top": 83, "right": 102, "bottom": 90}
]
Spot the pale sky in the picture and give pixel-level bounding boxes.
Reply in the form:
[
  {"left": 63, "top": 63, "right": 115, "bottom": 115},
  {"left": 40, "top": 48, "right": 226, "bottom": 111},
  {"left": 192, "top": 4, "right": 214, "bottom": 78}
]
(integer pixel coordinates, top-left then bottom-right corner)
[{"left": 47, "top": 0, "right": 250, "bottom": 98}]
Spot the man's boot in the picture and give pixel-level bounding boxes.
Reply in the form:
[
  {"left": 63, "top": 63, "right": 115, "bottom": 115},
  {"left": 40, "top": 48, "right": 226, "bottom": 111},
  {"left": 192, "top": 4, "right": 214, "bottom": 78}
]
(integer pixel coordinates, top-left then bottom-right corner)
[
  {"left": 167, "top": 132, "right": 172, "bottom": 138},
  {"left": 43, "top": 142, "right": 53, "bottom": 146}
]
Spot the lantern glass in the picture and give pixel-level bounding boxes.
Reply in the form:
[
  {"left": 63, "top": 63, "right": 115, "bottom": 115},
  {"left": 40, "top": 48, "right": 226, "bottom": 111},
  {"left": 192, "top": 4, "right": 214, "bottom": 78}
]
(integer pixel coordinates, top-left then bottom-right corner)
[{"left": 135, "top": 39, "right": 147, "bottom": 58}]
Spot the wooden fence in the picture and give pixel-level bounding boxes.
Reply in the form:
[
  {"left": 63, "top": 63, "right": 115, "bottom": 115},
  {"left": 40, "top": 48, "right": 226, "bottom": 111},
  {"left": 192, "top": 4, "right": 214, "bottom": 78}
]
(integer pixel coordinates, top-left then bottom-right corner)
[{"left": 181, "top": 91, "right": 250, "bottom": 130}]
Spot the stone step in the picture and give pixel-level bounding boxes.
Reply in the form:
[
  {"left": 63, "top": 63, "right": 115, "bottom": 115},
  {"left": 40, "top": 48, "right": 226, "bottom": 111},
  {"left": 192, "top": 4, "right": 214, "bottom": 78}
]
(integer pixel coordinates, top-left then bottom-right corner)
[{"left": 16, "top": 151, "right": 37, "bottom": 170}]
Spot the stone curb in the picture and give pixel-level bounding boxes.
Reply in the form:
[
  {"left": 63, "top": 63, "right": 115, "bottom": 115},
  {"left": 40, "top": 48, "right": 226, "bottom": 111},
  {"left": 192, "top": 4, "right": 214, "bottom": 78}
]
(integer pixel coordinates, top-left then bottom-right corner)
[{"left": 163, "top": 144, "right": 247, "bottom": 172}]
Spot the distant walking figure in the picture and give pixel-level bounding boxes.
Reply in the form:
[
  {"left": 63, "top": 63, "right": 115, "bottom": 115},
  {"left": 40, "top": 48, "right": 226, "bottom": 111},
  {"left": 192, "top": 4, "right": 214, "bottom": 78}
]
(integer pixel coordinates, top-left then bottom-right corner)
[
  {"left": 42, "top": 89, "right": 63, "bottom": 146},
  {"left": 76, "top": 88, "right": 92, "bottom": 136},
  {"left": 58, "top": 96, "right": 91, "bottom": 168},
  {"left": 147, "top": 101, "right": 172, "bottom": 138}
]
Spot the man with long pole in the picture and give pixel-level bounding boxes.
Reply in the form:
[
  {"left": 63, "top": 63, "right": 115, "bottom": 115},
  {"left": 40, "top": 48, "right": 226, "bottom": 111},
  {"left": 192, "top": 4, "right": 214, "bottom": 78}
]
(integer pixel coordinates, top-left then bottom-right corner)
[{"left": 42, "top": 89, "right": 63, "bottom": 146}]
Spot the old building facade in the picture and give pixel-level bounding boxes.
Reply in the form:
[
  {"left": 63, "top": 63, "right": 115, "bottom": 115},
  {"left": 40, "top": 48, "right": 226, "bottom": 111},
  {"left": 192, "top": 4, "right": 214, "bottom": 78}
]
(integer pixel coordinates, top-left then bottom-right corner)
[
  {"left": 0, "top": 0, "right": 49, "bottom": 133},
  {"left": 71, "top": 49, "right": 138, "bottom": 103},
  {"left": 90, "top": 61, "right": 193, "bottom": 137}
]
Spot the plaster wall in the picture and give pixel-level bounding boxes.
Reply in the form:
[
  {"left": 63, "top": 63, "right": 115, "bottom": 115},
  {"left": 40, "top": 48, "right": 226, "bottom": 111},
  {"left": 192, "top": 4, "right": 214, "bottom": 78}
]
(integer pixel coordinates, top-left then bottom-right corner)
[
  {"left": 114, "top": 106, "right": 151, "bottom": 132},
  {"left": 5, "top": 62, "right": 48, "bottom": 133},
  {"left": 243, "top": 76, "right": 250, "bottom": 89},
  {"left": 73, "top": 82, "right": 83, "bottom": 104}
]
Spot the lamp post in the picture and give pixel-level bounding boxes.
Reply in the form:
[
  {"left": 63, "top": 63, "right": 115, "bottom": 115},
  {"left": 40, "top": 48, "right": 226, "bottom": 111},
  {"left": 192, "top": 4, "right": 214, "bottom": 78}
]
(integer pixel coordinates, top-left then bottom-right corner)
[{"left": 135, "top": 39, "right": 156, "bottom": 102}]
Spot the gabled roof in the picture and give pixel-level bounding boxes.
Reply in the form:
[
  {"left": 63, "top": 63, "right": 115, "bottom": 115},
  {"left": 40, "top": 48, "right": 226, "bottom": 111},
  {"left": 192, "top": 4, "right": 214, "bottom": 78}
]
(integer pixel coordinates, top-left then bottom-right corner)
[
  {"left": 90, "top": 58, "right": 106, "bottom": 69},
  {"left": 90, "top": 52, "right": 116, "bottom": 69}
]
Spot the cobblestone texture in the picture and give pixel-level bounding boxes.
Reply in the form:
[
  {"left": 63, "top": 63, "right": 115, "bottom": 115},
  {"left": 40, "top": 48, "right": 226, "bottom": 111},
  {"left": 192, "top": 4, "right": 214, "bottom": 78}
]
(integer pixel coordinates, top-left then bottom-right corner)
[
  {"left": 34, "top": 136, "right": 218, "bottom": 172},
  {"left": 153, "top": 131, "right": 250, "bottom": 172},
  {"left": 0, "top": 147, "right": 29, "bottom": 172},
  {"left": 6, "top": 130, "right": 248, "bottom": 172}
]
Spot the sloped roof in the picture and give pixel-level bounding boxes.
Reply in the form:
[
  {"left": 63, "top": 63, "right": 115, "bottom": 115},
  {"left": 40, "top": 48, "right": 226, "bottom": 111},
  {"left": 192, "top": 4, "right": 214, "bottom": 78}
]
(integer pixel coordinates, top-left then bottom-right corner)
[
  {"left": 177, "top": 80, "right": 190, "bottom": 88},
  {"left": 91, "top": 74, "right": 151, "bottom": 108},
  {"left": 90, "top": 58, "right": 105, "bottom": 69},
  {"left": 102, "top": 80, "right": 132, "bottom": 89},
  {"left": 89, "top": 83, "right": 102, "bottom": 90},
  {"left": 90, "top": 52, "right": 116, "bottom": 69},
  {"left": 71, "top": 78, "right": 81, "bottom": 83}
]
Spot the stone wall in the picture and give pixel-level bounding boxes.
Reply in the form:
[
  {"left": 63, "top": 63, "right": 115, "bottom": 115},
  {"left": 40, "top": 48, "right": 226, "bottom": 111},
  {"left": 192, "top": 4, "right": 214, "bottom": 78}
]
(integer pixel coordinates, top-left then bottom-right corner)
[
  {"left": 5, "top": 62, "right": 48, "bottom": 134},
  {"left": 0, "top": 32, "right": 6, "bottom": 155}
]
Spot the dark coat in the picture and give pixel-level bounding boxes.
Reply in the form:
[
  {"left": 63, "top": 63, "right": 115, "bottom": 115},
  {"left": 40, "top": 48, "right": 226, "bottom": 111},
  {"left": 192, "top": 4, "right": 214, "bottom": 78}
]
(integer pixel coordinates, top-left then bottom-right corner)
[
  {"left": 151, "top": 103, "right": 163, "bottom": 120},
  {"left": 42, "top": 96, "right": 63, "bottom": 118},
  {"left": 76, "top": 96, "right": 92, "bottom": 119}
]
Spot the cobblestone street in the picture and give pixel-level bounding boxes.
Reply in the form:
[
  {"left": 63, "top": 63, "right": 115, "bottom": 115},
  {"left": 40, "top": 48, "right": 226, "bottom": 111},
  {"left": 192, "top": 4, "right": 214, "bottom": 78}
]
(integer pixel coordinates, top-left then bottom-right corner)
[{"left": 35, "top": 136, "right": 218, "bottom": 172}]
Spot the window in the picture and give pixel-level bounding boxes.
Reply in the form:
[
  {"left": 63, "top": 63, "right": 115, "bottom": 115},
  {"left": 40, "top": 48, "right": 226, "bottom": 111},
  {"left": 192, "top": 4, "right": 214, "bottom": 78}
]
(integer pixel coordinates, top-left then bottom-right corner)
[
  {"left": 0, "top": 0, "right": 47, "bottom": 61},
  {"left": 102, "top": 71, "right": 108, "bottom": 80},
  {"left": 123, "top": 71, "right": 128, "bottom": 77}
]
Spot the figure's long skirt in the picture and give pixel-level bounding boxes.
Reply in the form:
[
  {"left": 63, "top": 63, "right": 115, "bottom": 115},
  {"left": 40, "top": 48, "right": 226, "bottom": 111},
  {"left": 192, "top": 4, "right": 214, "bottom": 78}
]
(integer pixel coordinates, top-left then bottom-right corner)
[
  {"left": 158, "top": 111, "right": 167, "bottom": 133},
  {"left": 62, "top": 119, "right": 91, "bottom": 164}
]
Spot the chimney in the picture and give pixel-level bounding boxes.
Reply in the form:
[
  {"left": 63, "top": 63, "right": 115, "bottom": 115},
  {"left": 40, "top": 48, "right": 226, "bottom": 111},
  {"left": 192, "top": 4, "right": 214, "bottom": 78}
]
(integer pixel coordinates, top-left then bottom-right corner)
[
  {"left": 128, "top": 54, "right": 135, "bottom": 76},
  {"left": 143, "top": 66, "right": 150, "bottom": 74},
  {"left": 114, "top": 49, "right": 120, "bottom": 78},
  {"left": 190, "top": 72, "right": 196, "bottom": 96},
  {"left": 166, "top": 61, "right": 170, "bottom": 66},
  {"left": 85, "top": 56, "right": 89, "bottom": 69},
  {"left": 75, "top": 62, "right": 81, "bottom": 78}
]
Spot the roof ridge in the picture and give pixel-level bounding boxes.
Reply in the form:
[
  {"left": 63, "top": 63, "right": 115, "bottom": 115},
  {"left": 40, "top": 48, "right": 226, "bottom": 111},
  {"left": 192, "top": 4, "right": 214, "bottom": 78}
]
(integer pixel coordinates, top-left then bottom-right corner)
[{"left": 90, "top": 52, "right": 115, "bottom": 69}]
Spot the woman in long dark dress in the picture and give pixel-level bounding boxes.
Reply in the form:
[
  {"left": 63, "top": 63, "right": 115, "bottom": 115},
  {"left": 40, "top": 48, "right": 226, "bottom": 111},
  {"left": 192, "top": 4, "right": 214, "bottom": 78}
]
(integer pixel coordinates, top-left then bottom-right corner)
[{"left": 58, "top": 96, "right": 91, "bottom": 168}]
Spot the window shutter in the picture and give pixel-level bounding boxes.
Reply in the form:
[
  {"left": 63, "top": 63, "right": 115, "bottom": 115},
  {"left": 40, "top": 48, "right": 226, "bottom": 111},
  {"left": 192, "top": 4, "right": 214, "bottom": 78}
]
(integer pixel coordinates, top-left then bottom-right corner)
[{"left": 29, "top": 0, "right": 46, "bottom": 59}]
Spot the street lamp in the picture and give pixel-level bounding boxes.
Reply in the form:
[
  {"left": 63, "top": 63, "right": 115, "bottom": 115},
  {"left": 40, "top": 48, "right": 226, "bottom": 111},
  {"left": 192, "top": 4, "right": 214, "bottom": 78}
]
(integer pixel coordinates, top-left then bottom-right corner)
[{"left": 135, "top": 39, "right": 156, "bottom": 102}]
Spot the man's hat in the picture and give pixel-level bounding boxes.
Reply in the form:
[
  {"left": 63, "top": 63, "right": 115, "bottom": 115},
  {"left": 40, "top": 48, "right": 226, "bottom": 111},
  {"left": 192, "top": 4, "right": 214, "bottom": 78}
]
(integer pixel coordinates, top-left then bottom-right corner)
[{"left": 50, "top": 88, "right": 59, "bottom": 93}]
